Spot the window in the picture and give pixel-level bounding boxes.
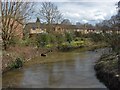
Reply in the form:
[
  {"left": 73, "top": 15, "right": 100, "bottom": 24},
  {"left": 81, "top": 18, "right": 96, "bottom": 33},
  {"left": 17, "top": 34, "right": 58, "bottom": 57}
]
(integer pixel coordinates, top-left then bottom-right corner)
[{"left": 32, "top": 27, "right": 36, "bottom": 30}]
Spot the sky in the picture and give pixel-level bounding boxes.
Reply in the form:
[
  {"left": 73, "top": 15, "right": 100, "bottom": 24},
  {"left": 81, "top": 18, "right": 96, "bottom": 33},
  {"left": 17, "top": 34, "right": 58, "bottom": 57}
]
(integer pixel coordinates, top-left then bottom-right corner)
[{"left": 26, "top": 0, "right": 120, "bottom": 25}]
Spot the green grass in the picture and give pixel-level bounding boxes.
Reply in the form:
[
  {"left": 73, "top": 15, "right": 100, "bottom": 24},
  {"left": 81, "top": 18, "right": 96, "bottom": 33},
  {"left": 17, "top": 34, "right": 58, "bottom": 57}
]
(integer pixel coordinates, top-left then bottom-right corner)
[
  {"left": 43, "top": 38, "right": 106, "bottom": 50},
  {"left": 71, "top": 40, "right": 85, "bottom": 46}
]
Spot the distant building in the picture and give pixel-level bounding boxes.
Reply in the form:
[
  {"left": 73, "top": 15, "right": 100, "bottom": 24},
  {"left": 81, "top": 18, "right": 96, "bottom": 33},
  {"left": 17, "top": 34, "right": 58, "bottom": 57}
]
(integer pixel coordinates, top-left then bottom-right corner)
[
  {"left": 24, "top": 18, "right": 78, "bottom": 37},
  {"left": 24, "top": 18, "right": 120, "bottom": 38}
]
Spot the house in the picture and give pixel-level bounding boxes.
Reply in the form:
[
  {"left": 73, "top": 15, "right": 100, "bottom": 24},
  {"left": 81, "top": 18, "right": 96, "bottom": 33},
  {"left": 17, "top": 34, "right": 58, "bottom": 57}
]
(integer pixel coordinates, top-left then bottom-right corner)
[
  {"left": 24, "top": 18, "right": 77, "bottom": 37},
  {"left": 53, "top": 24, "right": 77, "bottom": 33},
  {"left": 24, "top": 21, "right": 98, "bottom": 38},
  {"left": 24, "top": 18, "right": 120, "bottom": 38}
]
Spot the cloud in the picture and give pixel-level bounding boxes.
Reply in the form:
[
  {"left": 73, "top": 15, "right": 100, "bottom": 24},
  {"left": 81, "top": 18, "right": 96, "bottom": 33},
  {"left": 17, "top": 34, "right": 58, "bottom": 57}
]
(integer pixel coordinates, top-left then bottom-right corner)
[
  {"left": 82, "top": 20, "right": 89, "bottom": 23},
  {"left": 55, "top": 1, "right": 118, "bottom": 25},
  {"left": 33, "top": 0, "right": 119, "bottom": 25},
  {"left": 14, "top": 0, "right": 119, "bottom": 3}
]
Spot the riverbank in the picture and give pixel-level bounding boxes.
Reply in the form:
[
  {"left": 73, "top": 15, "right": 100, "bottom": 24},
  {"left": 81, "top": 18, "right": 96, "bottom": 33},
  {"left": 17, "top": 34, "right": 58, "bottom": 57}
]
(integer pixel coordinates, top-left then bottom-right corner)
[
  {"left": 3, "top": 48, "right": 106, "bottom": 88},
  {"left": 94, "top": 52, "right": 120, "bottom": 90},
  {"left": 2, "top": 46, "right": 59, "bottom": 73},
  {"left": 2, "top": 41, "right": 106, "bottom": 73}
]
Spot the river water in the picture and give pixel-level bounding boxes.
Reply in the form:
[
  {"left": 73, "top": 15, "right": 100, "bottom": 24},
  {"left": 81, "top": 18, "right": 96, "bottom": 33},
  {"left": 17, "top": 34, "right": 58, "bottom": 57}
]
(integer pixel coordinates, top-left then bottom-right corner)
[{"left": 2, "top": 48, "right": 108, "bottom": 88}]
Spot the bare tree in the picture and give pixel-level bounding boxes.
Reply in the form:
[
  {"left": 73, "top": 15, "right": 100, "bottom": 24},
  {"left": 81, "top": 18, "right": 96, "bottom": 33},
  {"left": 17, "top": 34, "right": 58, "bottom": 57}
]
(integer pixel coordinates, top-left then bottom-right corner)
[
  {"left": 1, "top": 0, "right": 34, "bottom": 50},
  {"left": 38, "top": 2, "right": 62, "bottom": 32}
]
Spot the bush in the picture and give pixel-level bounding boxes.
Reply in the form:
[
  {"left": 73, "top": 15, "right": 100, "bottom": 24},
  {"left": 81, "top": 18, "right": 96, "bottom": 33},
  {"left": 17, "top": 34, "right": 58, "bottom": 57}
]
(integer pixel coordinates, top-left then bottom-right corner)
[
  {"left": 9, "top": 57, "right": 23, "bottom": 69},
  {"left": 19, "top": 38, "right": 31, "bottom": 46},
  {"left": 36, "top": 33, "right": 49, "bottom": 47},
  {"left": 65, "top": 32, "right": 73, "bottom": 43},
  {"left": 56, "top": 34, "right": 65, "bottom": 45},
  {"left": 9, "top": 36, "right": 19, "bottom": 46},
  {"left": 59, "top": 42, "right": 71, "bottom": 51},
  {"left": 46, "top": 44, "right": 53, "bottom": 48},
  {"left": 71, "top": 41, "right": 85, "bottom": 46},
  {"left": 49, "top": 34, "right": 56, "bottom": 44},
  {"left": 104, "top": 33, "right": 120, "bottom": 52},
  {"left": 90, "top": 33, "right": 104, "bottom": 43}
]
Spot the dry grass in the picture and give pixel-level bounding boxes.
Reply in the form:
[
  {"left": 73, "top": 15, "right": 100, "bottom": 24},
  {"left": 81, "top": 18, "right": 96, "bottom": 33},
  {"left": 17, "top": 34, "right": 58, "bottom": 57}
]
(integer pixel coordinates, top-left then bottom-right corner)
[{"left": 2, "top": 45, "right": 41, "bottom": 73}]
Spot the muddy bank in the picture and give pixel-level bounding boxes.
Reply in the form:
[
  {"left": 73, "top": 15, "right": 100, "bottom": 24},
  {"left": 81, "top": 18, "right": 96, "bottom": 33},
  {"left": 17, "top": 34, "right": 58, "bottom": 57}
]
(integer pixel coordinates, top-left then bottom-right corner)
[{"left": 94, "top": 53, "right": 120, "bottom": 90}]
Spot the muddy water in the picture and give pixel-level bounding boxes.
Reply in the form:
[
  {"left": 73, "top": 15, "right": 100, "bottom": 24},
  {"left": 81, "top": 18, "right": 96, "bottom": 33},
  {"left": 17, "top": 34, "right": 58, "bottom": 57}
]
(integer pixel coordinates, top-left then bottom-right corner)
[{"left": 2, "top": 49, "right": 108, "bottom": 88}]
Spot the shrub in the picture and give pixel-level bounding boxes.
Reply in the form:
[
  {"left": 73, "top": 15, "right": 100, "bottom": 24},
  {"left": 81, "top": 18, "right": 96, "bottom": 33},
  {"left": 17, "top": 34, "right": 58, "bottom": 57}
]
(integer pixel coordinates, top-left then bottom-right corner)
[
  {"left": 90, "top": 33, "right": 104, "bottom": 43},
  {"left": 36, "top": 33, "right": 49, "bottom": 47},
  {"left": 59, "top": 42, "right": 71, "bottom": 50},
  {"left": 46, "top": 44, "right": 53, "bottom": 48},
  {"left": 49, "top": 34, "right": 56, "bottom": 44},
  {"left": 104, "top": 33, "right": 120, "bottom": 52},
  {"left": 65, "top": 32, "right": 73, "bottom": 43},
  {"left": 71, "top": 41, "right": 85, "bottom": 47},
  {"left": 9, "top": 57, "right": 23, "bottom": 69},
  {"left": 56, "top": 34, "right": 65, "bottom": 45},
  {"left": 19, "top": 38, "right": 31, "bottom": 46},
  {"left": 9, "top": 36, "right": 19, "bottom": 46}
]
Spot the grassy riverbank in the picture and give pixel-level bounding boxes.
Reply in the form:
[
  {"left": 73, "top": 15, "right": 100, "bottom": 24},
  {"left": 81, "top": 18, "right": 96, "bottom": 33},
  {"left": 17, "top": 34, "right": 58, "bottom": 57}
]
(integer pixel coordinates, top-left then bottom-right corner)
[
  {"left": 2, "top": 38, "right": 107, "bottom": 73},
  {"left": 94, "top": 53, "right": 120, "bottom": 90}
]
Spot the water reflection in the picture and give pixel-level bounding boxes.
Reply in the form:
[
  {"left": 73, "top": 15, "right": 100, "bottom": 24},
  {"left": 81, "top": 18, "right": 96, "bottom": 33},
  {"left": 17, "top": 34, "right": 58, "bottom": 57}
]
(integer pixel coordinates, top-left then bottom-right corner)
[{"left": 2, "top": 49, "right": 107, "bottom": 88}]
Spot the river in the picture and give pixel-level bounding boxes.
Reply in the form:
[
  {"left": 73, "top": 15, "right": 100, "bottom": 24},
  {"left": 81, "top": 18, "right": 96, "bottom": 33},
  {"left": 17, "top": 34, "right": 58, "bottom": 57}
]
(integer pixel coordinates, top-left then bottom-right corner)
[{"left": 2, "top": 48, "right": 108, "bottom": 88}]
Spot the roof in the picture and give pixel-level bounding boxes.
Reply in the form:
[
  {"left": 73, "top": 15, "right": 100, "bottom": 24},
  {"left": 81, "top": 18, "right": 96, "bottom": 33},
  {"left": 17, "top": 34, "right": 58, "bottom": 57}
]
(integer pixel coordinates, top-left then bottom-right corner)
[
  {"left": 24, "top": 22, "right": 78, "bottom": 30},
  {"left": 24, "top": 22, "right": 96, "bottom": 34}
]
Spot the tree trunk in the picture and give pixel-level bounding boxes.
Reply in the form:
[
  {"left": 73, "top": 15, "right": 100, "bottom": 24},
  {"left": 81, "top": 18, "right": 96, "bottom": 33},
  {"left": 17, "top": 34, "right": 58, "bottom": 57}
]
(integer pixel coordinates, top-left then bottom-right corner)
[
  {"left": 2, "top": 39, "right": 9, "bottom": 50},
  {"left": 118, "top": 53, "right": 120, "bottom": 72}
]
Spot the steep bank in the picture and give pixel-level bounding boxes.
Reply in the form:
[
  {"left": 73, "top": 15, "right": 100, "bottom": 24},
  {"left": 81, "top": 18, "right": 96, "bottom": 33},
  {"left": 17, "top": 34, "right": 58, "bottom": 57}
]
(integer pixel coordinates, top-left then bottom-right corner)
[
  {"left": 2, "top": 42, "right": 106, "bottom": 73},
  {"left": 94, "top": 53, "right": 120, "bottom": 90},
  {"left": 2, "top": 46, "right": 47, "bottom": 73}
]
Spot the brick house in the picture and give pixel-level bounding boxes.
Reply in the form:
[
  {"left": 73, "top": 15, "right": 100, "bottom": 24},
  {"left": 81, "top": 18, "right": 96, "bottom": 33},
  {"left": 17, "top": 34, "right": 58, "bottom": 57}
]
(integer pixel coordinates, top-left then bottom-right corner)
[{"left": 25, "top": 18, "right": 117, "bottom": 37}]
